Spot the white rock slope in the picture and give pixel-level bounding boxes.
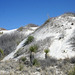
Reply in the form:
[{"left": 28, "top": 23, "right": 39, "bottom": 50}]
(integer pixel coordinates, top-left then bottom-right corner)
[{"left": 3, "top": 13, "right": 75, "bottom": 61}]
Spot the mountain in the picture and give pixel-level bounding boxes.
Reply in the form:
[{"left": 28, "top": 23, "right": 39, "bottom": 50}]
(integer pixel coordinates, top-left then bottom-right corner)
[
  {"left": 0, "top": 25, "right": 38, "bottom": 58},
  {"left": 4, "top": 13, "right": 75, "bottom": 60},
  {"left": 0, "top": 28, "right": 6, "bottom": 31},
  {"left": 0, "top": 13, "right": 75, "bottom": 75}
]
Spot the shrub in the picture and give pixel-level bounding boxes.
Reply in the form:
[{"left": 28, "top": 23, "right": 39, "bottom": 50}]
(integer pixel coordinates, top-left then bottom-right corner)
[
  {"left": 63, "top": 58, "right": 70, "bottom": 64},
  {"left": 44, "top": 19, "right": 50, "bottom": 24},
  {"left": 33, "top": 45, "right": 38, "bottom": 51},
  {"left": 29, "top": 45, "right": 38, "bottom": 53},
  {"left": 44, "top": 49, "right": 50, "bottom": 59},
  {"left": 24, "top": 36, "right": 34, "bottom": 45},
  {"left": 20, "top": 56, "right": 26, "bottom": 62},
  {"left": 33, "top": 59, "right": 40, "bottom": 66},
  {"left": 29, "top": 45, "right": 38, "bottom": 65},
  {"left": 44, "top": 49, "right": 49, "bottom": 54},
  {"left": 70, "top": 57, "right": 75, "bottom": 63},
  {"left": 30, "top": 46, "right": 35, "bottom": 52},
  {"left": 19, "top": 64, "right": 24, "bottom": 71},
  {"left": 68, "top": 66, "right": 75, "bottom": 75},
  {"left": 17, "top": 27, "right": 24, "bottom": 31},
  {"left": 0, "top": 48, "right": 4, "bottom": 56}
]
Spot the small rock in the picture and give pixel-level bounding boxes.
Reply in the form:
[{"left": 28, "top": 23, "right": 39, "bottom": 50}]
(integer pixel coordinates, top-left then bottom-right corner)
[{"left": 36, "top": 68, "right": 41, "bottom": 72}]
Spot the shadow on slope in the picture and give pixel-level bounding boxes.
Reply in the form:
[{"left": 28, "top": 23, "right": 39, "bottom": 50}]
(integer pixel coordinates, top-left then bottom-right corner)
[{"left": 0, "top": 31, "right": 24, "bottom": 57}]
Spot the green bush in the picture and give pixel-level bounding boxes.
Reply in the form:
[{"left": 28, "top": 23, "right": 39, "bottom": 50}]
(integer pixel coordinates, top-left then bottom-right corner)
[
  {"left": 29, "top": 45, "right": 38, "bottom": 52},
  {"left": 68, "top": 66, "right": 75, "bottom": 75},
  {"left": 24, "top": 36, "right": 34, "bottom": 45},
  {"left": 44, "top": 49, "right": 49, "bottom": 54},
  {"left": 29, "top": 45, "right": 38, "bottom": 64},
  {"left": 44, "top": 49, "right": 50, "bottom": 59},
  {"left": 20, "top": 57, "right": 26, "bottom": 62},
  {"left": 33, "top": 45, "right": 38, "bottom": 51},
  {"left": 33, "top": 59, "right": 40, "bottom": 66},
  {"left": 19, "top": 64, "right": 24, "bottom": 71},
  {"left": 0, "top": 48, "right": 4, "bottom": 56}
]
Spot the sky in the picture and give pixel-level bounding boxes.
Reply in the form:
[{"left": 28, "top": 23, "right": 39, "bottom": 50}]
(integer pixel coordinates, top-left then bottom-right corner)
[{"left": 0, "top": 0, "right": 75, "bottom": 30}]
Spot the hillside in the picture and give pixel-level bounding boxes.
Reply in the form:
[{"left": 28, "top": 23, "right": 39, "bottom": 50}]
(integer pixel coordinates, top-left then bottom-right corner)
[
  {"left": 0, "top": 25, "right": 38, "bottom": 58},
  {"left": 4, "top": 13, "right": 75, "bottom": 60},
  {"left": 0, "top": 13, "right": 75, "bottom": 75}
]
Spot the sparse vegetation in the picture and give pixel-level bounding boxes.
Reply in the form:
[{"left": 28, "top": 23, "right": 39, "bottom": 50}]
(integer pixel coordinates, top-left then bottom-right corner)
[
  {"left": 39, "top": 57, "right": 57, "bottom": 68},
  {"left": 70, "top": 57, "right": 75, "bottom": 64},
  {"left": 0, "top": 12, "right": 75, "bottom": 75},
  {"left": 0, "top": 32, "right": 24, "bottom": 56},
  {"left": 68, "top": 66, "right": 75, "bottom": 75},
  {"left": 0, "top": 48, "right": 4, "bottom": 57},
  {"left": 44, "top": 19, "right": 50, "bottom": 24},
  {"left": 24, "top": 36, "right": 34, "bottom": 46},
  {"left": 33, "top": 59, "right": 39, "bottom": 66},
  {"left": 19, "top": 64, "right": 24, "bottom": 71},
  {"left": 17, "top": 27, "right": 24, "bottom": 31},
  {"left": 29, "top": 45, "right": 38, "bottom": 53},
  {"left": 29, "top": 45, "right": 38, "bottom": 65},
  {"left": 44, "top": 49, "right": 49, "bottom": 59},
  {"left": 20, "top": 56, "right": 26, "bottom": 62},
  {"left": 62, "top": 58, "right": 70, "bottom": 64}
]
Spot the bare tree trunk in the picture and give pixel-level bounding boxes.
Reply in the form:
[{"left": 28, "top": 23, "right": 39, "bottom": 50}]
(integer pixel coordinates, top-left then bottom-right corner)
[
  {"left": 30, "top": 52, "right": 34, "bottom": 65},
  {"left": 45, "top": 53, "right": 47, "bottom": 59}
]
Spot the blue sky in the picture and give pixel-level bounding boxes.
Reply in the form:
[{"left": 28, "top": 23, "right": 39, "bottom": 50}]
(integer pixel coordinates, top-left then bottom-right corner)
[{"left": 0, "top": 0, "right": 75, "bottom": 30}]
